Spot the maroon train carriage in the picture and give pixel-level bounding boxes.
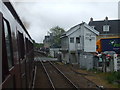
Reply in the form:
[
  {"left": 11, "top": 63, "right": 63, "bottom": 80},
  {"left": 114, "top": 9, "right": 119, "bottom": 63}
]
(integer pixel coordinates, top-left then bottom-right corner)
[{"left": 0, "top": 1, "right": 35, "bottom": 88}]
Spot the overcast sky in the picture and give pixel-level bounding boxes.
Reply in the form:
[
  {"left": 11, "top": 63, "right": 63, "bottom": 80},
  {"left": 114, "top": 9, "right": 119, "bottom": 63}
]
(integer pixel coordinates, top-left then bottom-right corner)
[{"left": 11, "top": 0, "right": 119, "bottom": 43}]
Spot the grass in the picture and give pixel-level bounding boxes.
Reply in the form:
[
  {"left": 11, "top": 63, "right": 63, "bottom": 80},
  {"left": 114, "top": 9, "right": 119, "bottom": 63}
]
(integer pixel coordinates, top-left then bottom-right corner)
[
  {"left": 88, "top": 68, "right": 102, "bottom": 74},
  {"left": 55, "top": 62, "right": 120, "bottom": 88},
  {"left": 47, "top": 56, "right": 54, "bottom": 58},
  {"left": 87, "top": 69, "right": 120, "bottom": 88},
  {"left": 105, "top": 72, "right": 120, "bottom": 84}
]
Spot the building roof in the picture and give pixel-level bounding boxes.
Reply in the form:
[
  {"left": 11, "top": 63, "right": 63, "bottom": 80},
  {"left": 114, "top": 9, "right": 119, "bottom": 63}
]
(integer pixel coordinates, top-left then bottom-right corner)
[
  {"left": 43, "top": 35, "right": 50, "bottom": 42},
  {"left": 61, "top": 22, "right": 99, "bottom": 38},
  {"left": 88, "top": 19, "right": 120, "bottom": 35}
]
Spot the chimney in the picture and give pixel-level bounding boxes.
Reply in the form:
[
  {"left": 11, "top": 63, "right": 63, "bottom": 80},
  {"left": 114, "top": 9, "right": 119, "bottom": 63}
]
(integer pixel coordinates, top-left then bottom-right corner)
[
  {"left": 105, "top": 16, "right": 108, "bottom": 21},
  {"left": 90, "top": 17, "right": 93, "bottom": 22}
]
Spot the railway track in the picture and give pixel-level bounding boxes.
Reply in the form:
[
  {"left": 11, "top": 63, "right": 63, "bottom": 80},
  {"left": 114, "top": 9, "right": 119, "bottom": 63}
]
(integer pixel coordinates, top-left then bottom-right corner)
[
  {"left": 52, "top": 62, "right": 104, "bottom": 90},
  {"left": 34, "top": 53, "right": 104, "bottom": 89},
  {"left": 34, "top": 61, "right": 53, "bottom": 88},
  {"left": 34, "top": 60, "right": 104, "bottom": 89},
  {"left": 41, "top": 61, "right": 78, "bottom": 89}
]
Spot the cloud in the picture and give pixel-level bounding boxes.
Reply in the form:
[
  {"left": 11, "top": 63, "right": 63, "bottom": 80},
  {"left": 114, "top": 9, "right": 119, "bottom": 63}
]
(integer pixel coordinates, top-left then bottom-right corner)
[
  {"left": 118, "top": 1, "right": 120, "bottom": 19},
  {"left": 13, "top": 0, "right": 118, "bottom": 43}
]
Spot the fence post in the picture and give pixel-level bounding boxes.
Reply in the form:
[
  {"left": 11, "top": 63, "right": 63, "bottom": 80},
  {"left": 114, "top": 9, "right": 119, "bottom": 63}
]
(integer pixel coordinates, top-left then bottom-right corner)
[{"left": 101, "top": 53, "right": 107, "bottom": 72}]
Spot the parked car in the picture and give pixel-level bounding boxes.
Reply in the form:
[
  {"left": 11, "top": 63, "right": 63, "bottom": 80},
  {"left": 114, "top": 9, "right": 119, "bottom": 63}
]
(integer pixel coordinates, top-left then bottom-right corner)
[
  {"left": 97, "top": 51, "right": 116, "bottom": 67},
  {"left": 103, "top": 51, "right": 116, "bottom": 57}
]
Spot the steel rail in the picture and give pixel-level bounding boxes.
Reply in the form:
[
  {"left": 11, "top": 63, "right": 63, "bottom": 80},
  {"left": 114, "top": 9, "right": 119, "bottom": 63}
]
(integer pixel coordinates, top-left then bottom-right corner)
[
  {"left": 49, "top": 61, "right": 78, "bottom": 89},
  {"left": 35, "top": 52, "right": 102, "bottom": 89},
  {"left": 32, "top": 66, "right": 37, "bottom": 89},
  {"left": 40, "top": 61, "right": 55, "bottom": 90}
]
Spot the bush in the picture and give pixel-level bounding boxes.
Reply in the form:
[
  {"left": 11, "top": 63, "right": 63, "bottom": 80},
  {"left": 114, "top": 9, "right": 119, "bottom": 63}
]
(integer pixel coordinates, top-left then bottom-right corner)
[
  {"left": 106, "top": 72, "right": 120, "bottom": 84},
  {"left": 48, "top": 56, "right": 54, "bottom": 58}
]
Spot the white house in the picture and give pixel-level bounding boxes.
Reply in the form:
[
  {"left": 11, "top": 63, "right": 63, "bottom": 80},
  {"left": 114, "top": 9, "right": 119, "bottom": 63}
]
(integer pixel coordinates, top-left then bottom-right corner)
[{"left": 61, "top": 22, "right": 99, "bottom": 66}]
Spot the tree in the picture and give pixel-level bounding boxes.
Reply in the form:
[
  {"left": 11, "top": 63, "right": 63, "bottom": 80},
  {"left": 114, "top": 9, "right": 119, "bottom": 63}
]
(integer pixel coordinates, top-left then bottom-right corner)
[
  {"left": 34, "top": 43, "right": 44, "bottom": 49},
  {"left": 50, "top": 26, "right": 65, "bottom": 48}
]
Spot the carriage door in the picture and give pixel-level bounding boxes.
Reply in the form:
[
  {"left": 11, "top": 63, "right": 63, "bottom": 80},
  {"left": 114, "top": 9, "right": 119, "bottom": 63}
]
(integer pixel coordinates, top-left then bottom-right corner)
[
  {"left": 2, "top": 16, "right": 15, "bottom": 88},
  {"left": 0, "top": 12, "right": 2, "bottom": 86}
]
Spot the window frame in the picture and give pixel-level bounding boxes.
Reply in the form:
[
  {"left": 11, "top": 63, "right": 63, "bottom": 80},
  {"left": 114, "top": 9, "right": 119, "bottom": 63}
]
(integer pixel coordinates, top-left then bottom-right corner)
[
  {"left": 17, "top": 31, "right": 25, "bottom": 60},
  {"left": 70, "top": 37, "right": 74, "bottom": 43},
  {"left": 2, "top": 17, "right": 15, "bottom": 81},
  {"left": 3, "top": 18, "right": 14, "bottom": 70},
  {"left": 76, "top": 37, "right": 80, "bottom": 43},
  {"left": 2, "top": 19, "right": 9, "bottom": 81},
  {"left": 103, "top": 25, "right": 109, "bottom": 32}
]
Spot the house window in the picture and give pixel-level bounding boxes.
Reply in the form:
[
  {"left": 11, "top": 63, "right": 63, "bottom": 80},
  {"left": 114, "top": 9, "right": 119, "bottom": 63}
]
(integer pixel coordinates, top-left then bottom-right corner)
[
  {"left": 103, "top": 25, "right": 109, "bottom": 31},
  {"left": 76, "top": 37, "right": 80, "bottom": 43},
  {"left": 70, "top": 37, "right": 74, "bottom": 43}
]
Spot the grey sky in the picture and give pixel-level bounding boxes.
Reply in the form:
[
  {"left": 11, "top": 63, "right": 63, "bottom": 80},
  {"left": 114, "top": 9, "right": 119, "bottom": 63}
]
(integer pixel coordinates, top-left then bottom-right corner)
[{"left": 12, "top": 0, "right": 119, "bottom": 43}]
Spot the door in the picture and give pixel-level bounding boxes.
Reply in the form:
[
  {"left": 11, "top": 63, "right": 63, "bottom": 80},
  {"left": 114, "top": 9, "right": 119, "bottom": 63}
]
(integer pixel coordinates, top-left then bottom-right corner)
[{"left": 0, "top": 12, "right": 2, "bottom": 86}]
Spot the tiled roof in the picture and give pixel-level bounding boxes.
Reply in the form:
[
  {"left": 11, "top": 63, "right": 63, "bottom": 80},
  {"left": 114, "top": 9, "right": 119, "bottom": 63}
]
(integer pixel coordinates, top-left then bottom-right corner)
[{"left": 88, "top": 19, "right": 120, "bottom": 35}]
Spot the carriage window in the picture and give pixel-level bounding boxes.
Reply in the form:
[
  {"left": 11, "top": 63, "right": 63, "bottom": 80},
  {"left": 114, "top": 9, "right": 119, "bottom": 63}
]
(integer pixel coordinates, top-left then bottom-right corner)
[
  {"left": 18, "top": 31, "right": 25, "bottom": 59},
  {"left": 96, "top": 45, "right": 99, "bottom": 50},
  {"left": 3, "top": 19, "right": 14, "bottom": 69},
  {"left": 25, "top": 38, "right": 29, "bottom": 53}
]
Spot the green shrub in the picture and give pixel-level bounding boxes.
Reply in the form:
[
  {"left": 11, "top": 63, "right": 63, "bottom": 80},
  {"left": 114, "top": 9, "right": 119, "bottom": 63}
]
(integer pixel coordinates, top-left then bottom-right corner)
[
  {"left": 106, "top": 72, "right": 120, "bottom": 84},
  {"left": 47, "top": 56, "right": 54, "bottom": 58}
]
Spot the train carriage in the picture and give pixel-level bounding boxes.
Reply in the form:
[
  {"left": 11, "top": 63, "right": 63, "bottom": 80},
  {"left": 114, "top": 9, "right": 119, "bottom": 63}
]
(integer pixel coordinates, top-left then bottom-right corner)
[{"left": 0, "top": 0, "right": 34, "bottom": 88}]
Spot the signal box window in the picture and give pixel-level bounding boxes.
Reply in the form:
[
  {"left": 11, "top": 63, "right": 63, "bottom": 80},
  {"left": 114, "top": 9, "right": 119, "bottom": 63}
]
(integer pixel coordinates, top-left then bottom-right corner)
[
  {"left": 3, "top": 19, "right": 14, "bottom": 69},
  {"left": 76, "top": 37, "right": 80, "bottom": 43},
  {"left": 70, "top": 37, "right": 74, "bottom": 43}
]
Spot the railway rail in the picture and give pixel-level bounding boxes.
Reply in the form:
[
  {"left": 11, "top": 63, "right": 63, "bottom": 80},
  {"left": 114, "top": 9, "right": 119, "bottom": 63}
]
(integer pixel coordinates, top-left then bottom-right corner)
[
  {"left": 34, "top": 61, "right": 53, "bottom": 88},
  {"left": 34, "top": 53, "right": 104, "bottom": 89},
  {"left": 41, "top": 61, "right": 55, "bottom": 89},
  {"left": 40, "top": 61, "right": 78, "bottom": 89}
]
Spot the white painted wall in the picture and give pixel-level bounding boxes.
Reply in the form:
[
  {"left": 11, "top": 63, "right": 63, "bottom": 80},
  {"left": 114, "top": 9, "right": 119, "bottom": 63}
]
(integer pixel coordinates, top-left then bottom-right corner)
[
  {"left": 62, "top": 52, "right": 69, "bottom": 63},
  {"left": 84, "top": 27, "right": 96, "bottom": 52},
  {"left": 68, "top": 28, "right": 81, "bottom": 51},
  {"left": 61, "top": 22, "right": 99, "bottom": 64},
  {"left": 68, "top": 24, "right": 97, "bottom": 52},
  {"left": 61, "top": 37, "right": 69, "bottom": 49}
]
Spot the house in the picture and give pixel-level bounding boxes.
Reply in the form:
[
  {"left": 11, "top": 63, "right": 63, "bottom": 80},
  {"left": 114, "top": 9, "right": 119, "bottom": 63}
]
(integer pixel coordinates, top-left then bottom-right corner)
[
  {"left": 43, "top": 33, "right": 61, "bottom": 57},
  {"left": 43, "top": 35, "right": 51, "bottom": 48},
  {"left": 60, "top": 22, "right": 99, "bottom": 66},
  {"left": 88, "top": 17, "right": 120, "bottom": 41},
  {"left": 43, "top": 33, "right": 55, "bottom": 48}
]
